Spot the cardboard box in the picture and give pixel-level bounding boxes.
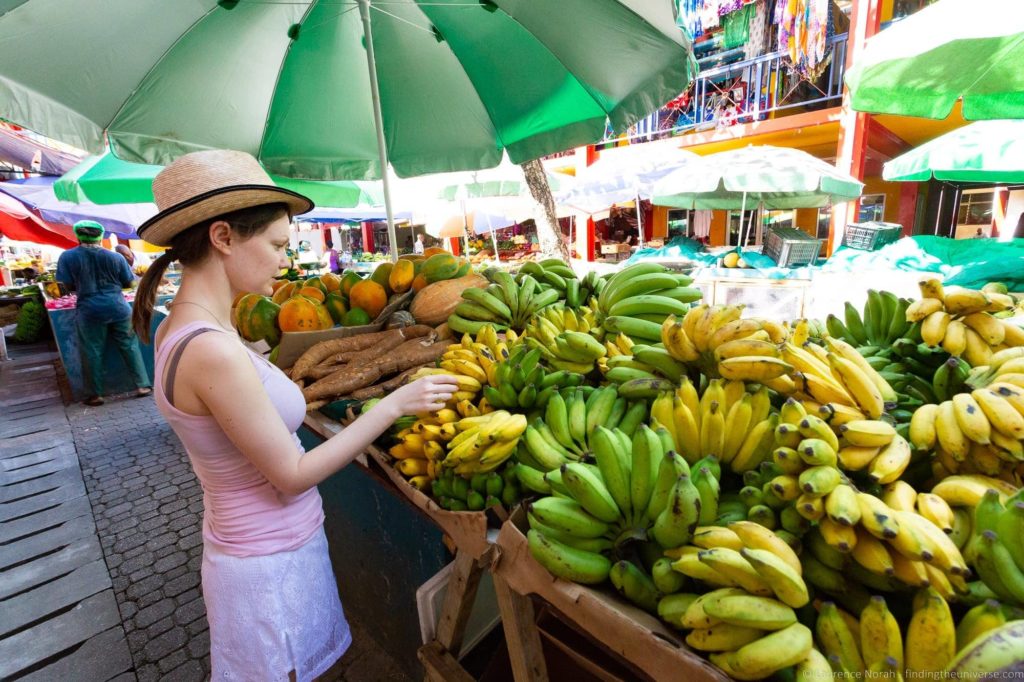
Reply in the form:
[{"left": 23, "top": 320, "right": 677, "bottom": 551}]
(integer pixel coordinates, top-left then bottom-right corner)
[
  {"left": 600, "top": 243, "right": 631, "bottom": 255},
  {"left": 492, "top": 511, "right": 730, "bottom": 682},
  {"left": 274, "top": 290, "right": 413, "bottom": 369}
]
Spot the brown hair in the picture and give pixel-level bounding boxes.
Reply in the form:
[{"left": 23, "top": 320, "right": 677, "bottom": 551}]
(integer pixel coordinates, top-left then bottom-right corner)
[{"left": 132, "top": 203, "right": 290, "bottom": 343}]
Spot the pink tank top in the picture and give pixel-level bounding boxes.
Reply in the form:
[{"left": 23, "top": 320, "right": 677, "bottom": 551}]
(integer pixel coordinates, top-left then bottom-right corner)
[{"left": 154, "top": 321, "right": 324, "bottom": 558}]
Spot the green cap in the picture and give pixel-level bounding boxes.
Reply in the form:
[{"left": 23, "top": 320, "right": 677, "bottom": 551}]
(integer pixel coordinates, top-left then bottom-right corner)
[{"left": 73, "top": 220, "right": 105, "bottom": 243}]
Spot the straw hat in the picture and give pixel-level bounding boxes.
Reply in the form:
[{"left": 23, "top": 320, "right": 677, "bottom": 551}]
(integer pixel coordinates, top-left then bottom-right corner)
[{"left": 137, "top": 149, "right": 313, "bottom": 246}]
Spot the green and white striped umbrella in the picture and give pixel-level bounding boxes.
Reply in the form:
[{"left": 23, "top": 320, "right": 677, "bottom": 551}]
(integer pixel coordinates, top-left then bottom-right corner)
[
  {"left": 883, "top": 120, "right": 1024, "bottom": 183},
  {"left": 0, "top": 0, "right": 694, "bottom": 180},
  {"left": 845, "top": 0, "right": 1024, "bottom": 120}
]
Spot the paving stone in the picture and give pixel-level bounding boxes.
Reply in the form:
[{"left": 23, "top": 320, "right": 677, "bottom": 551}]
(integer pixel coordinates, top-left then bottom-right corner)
[
  {"left": 164, "top": 571, "right": 200, "bottom": 598},
  {"left": 157, "top": 649, "right": 189, "bottom": 674},
  {"left": 187, "top": 628, "right": 210, "bottom": 659},
  {"left": 126, "top": 574, "right": 164, "bottom": 601},
  {"left": 142, "top": 626, "right": 187, "bottom": 662},
  {"left": 175, "top": 588, "right": 202, "bottom": 607},
  {"left": 135, "top": 599, "right": 176, "bottom": 629},
  {"left": 173, "top": 597, "right": 206, "bottom": 626},
  {"left": 153, "top": 551, "right": 188, "bottom": 573},
  {"left": 135, "top": 662, "right": 160, "bottom": 682},
  {"left": 186, "top": 618, "right": 209, "bottom": 637},
  {"left": 164, "top": 659, "right": 205, "bottom": 682}
]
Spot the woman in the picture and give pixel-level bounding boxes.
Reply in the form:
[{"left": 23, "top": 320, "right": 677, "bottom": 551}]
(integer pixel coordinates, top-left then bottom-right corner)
[{"left": 132, "top": 149, "right": 457, "bottom": 681}]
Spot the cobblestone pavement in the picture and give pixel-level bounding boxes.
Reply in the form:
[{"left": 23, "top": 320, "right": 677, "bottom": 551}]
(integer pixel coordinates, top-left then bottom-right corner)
[{"left": 67, "top": 391, "right": 411, "bottom": 681}]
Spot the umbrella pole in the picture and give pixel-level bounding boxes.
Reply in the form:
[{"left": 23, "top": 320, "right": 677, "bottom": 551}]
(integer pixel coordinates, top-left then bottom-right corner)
[
  {"left": 490, "top": 227, "right": 500, "bottom": 263},
  {"left": 737, "top": 191, "right": 748, "bottom": 248},
  {"left": 634, "top": 192, "right": 644, "bottom": 250},
  {"left": 357, "top": 0, "right": 399, "bottom": 263}
]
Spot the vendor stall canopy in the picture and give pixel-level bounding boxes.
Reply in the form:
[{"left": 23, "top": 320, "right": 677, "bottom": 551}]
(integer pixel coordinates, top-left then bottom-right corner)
[
  {"left": 845, "top": 0, "right": 1024, "bottom": 120},
  {"left": 0, "top": 0, "right": 695, "bottom": 181},
  {"left": 882, "top": 120, "right": 1024, "bottom": 184}
]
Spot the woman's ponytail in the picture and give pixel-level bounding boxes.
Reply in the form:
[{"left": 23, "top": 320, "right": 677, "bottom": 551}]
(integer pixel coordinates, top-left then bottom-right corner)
[{"left": 133, "top": 249, "right": 176, "bottom": 343}]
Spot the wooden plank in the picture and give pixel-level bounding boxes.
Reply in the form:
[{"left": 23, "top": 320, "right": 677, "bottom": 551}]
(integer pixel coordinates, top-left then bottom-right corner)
[
  {"left": 18, "top": 626, "right": 133, "bottom": 682},
  {"left": 0, "top": 514, "right": 96, "bottom": 570},
  {"left": 0, "top": 443, "right": 75, "bottom": 462},
  {"left": 0, "top": 496, "right": 92, "bottom": 543},
  {"left": 0, "top": 590, "right": 122, "bottom": 679},
  {"left": 0, "top": 477, "right": 86, "bottom": 521},
  {"left": 1, "top": 453, "right": 78, "bottom": 486},
  {"left": 0, "top": 559, "right": 111, "bottom": 636},
  {"left": 434, "top": 549, "right": 487, "bottom": 657},
  {"left": 0, "top": 445, "right": 73, "bottom": 471},
  {"left": 493, "top": 574, "right": 548, "bottom": 682},
  {"left": 0, "top": 535, "right": 103, "bottom": 599},
  {"left": 0, "top": 466, "right": 81, "bottom": 504},
  {"left": 418, "top": 641, "right": 475, "bottom": 682}
]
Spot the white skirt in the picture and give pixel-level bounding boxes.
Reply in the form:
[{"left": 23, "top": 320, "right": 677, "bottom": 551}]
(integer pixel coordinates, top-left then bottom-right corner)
[{"left": 201, "top": 526, "right": 352, "bottom": 681}]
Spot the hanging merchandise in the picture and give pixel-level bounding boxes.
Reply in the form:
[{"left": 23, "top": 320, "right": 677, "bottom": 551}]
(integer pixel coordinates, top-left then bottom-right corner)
[
  {"left": 701, "top": 0, "right": 723, "bottom": 31},
  {"left": 692, "top": 209, "right": 713, "bottom": 238},
  {"left": 776, "top": 0, "right": 834, "bottom": 80},
  {"left": 677, "top": 0, "right": 704, "bottom": 39},
  {"left": 745, "top": 0, "right": 773, "bottom": 60},
  {"left": 723, "top": 3, "right": 756, "bottom": 50}
]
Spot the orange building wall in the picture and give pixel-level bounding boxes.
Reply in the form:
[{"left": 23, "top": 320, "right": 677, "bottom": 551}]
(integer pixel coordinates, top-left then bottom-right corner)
[
  {"left": 862, "top": 176, "right": 903, "bottom": 223},
  {"left": 710, "top": 211, "right": 728, "bottom": 246},
  {"left": 652, "top": 206, "right": 669, "bottom": 239}
]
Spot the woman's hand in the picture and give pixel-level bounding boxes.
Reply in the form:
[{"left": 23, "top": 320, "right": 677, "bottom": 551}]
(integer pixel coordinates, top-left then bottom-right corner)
[{"left": 383, "top": 375, "right": 460, "bottom": 417}]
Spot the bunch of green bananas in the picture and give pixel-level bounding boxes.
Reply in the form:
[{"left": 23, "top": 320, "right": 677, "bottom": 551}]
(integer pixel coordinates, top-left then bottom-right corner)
[
  {"left": 962, "top": 487, "right": 1024, "bottom": 606},
  {"left": 649, "top": 378, "right": 778, "bottom": 476},
  {"left": 430, "top": 464, "right": 522, "bottom": 511},
  {"left": 826, "top": 289, "right": 914, "bottom": 353},
  {"left": 595, "top": 262, "right": 703, "bottom": 343},
  {"left": 909, "top": 380, "right": 1024, "bottom": 481},
  {"left": 481, "top": 345, "right": 585, "bottom": 411},
  {"left": 517, "top": 385, "right": 648, "bottom": 470},
  {"left": 440, "top": 410, "right": 528, "bottom": 476},
  {"left": 448, "top": 269, "right": 559, "bottom": 335},
  {"left": 516, "top": 260, "right": 605, "bottom": 309},
  {"left": 523, "top": 423, "right": 720, "bottom": 587}
]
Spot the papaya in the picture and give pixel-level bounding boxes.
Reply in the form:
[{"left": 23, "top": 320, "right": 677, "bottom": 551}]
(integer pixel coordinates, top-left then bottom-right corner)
[
  {"left": 297, "top": 286, "right": 325, "bottom": 303},
  {"left": 370, "top": 263, "right": 394, "bottom": 293},
  {"left": 315, "top": 303, "right": 333, "bottom": 330},
  {"left": 303, "top": 276, "right": 328, "bottom": 295},
  {"left": 324, "top": 292, "right": 348, "bottom": 325},
  {"left": 320, "top": 272, "right": 342, "bottom": 293},
  {"left": 343, "top": 308, "right": 372, "bottom": 327},
  {"left": 389, "top": 259, "right": 415, "bottom": 294},
  {"left": 453, "top": 258, "right": 471, "bottom": 278},
  {"left": 271, "top": 280, "right": 299, "bottom": 304},
  {"left": 348, "top": 280, "right": 388, "bottom": 320},
  {"left": 234, "top": 294, "right": 281, "bottom": 346},
  {"left": 271, "top": 279, "right": 290, "bottom": 293},
  {"left": 279, "top": 296, "right": 326, "bottom": 333},
  {"left": 423, "top": 246, "right": 448, "bottom": 258},
  {"left": 340, "top": 271, "right": 362, "bottom": 296},
  {"left": 421, "top": 253, "right": 460, "bottom": 283},
  {"left": 411, "top": 273, "right": 428, "bottom": 293}
]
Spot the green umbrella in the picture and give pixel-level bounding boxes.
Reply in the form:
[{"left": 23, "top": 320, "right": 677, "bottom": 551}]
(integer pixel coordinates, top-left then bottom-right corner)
[
  {"left": 54, "top": 151, "right": 384, "bottom": 208},
  {"left": 883, "top": 120, "right": 1024, "bottom": 183},
  {"left": 845, "top": 0, "right": 1024, "bottom": 120},
  {"left": 652, "top": 146, "right": 863, "bottom": 247},
  {"left": 651, "top": 146, "right": 864, "bottom": 210},
  {"left": 0, "top": 0, "right": 693, "bottom": 258}
]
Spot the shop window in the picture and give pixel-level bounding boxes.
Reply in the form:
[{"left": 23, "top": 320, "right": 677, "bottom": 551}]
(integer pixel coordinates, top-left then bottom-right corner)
[
  {"left": 816, "top": 207, "right": 833, "bottom": 241},
  {"left": 858, "top": 195, "right": 886, "bottom": 223},
  {"left": 728, "top": 210, "right": 758, "bottom": 246},
  {"left": 765, "top": 210, "right": 795, "bottom": 231},
  {"left": 667, "top": 209, "right": 690, "bottom": 238},
  {"left": 957, "top": 193, "right": 994, "bottom": 226}
]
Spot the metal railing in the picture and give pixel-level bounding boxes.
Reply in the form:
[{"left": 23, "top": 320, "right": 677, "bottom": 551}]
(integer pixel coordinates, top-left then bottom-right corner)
[{"left": 608, "top": 32, "right": 849, "bottom": 145}]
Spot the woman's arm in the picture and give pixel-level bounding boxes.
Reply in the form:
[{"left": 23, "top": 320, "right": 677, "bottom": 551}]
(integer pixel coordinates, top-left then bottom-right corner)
[{"left": 181, "top": 334, "right": 457, "bottom": 495}]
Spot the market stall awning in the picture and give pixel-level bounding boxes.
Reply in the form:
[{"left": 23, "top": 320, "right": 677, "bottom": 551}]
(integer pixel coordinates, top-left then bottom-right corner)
[
  {"left": 0, "top": 192, "right": 77, "bottom": 248},
  {"left": 845, "top": 0, "right": 1024, "bottom": 120},
  {"left": 882, "top": 119, "right": 1024, "bottom": 183},
  {"left": 0, "top": 124, "right": 84, "bottom": 175},
  {"left": 0, "top": 179, "right": 152, "bottom": 239}
]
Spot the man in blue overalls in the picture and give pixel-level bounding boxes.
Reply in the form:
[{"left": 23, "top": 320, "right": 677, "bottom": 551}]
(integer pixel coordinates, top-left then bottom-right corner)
[{"left": 56, "top": 221, "right": 152, "bottom": 406}]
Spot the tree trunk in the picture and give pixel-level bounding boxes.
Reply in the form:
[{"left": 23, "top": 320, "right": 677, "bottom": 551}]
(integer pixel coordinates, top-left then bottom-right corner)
[{"left": 521, "top": 159, "right": 571, "bottom": 262}]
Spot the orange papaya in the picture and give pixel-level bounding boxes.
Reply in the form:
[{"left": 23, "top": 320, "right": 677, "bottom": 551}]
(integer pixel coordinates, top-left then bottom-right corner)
[
  {"left": 297, "top": 286, "right": 325, "bottom": 303},
  {"left": 271, "top": 280, "right": 298, "bottom": 304},
  {"left": 389, "top": 259, "right": 415, "bottom": 294},
  {"left": 278, "top": 296, "right": 325, "bottom": 333},
  {"left": 348, "top": 280, "right": 388, "bottom": 320},
  {"left": 235, "top": 294, "right": 281, "bottom": 346}
]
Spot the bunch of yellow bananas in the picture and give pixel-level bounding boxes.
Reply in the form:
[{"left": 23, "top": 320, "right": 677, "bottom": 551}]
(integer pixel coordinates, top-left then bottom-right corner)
[
  {"left": 771, "top": 335, "right": 897, "bottom": 420},
  {"left": 966, "top": 346, "right": 1024, "bottom": 390},
  {"left": 659, "top": 523, "right": 814, "bottom": 680},
  {"left": 388, "top": 399, "right": 495, "bottom": 487},
  {"left": 911, "top": 278, "right": 1022, "bottom": 367},
  {"left": 909, "top": 379, "right": 1024, "bottom": 485},
  {"left": 523, "top": 304, "right": 607, "bottom": 374},
  {"left": 441, "top": 410, "right": 528, "bottom": 476},
  {"left": 661, "top": 304, "right": 790, "bottom": 380},
  {"left": 650, "top": 378, "right": 776, "bottom": 474},
  {"left": 596, "top": 332, "right": 634, "bottom": 375}
]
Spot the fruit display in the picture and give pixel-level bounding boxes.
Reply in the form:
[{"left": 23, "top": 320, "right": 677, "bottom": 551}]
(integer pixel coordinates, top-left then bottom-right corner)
[
  {"left": 408, "top": 273, "right": 488, "bottom": 325},
  {"left": 595, "top": 262, "right": 703, "bottom": 342},
  {"left": 515, "top": 260, "right": 605, "bottom": 309},
  {"left": 316, "top": 267, "right": 1024, "bottom": 681},
  {"left": 13, "top": 297, "right": 45, "bottom": 342}
]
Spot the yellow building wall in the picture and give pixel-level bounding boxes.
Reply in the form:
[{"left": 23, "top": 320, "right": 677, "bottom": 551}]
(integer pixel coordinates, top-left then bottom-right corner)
[
  {"left": 710, "top": 211, "right": 728, "bottom": 246},
  {"left": 652, "top": 206, "right": 669, "bottom": 239}
]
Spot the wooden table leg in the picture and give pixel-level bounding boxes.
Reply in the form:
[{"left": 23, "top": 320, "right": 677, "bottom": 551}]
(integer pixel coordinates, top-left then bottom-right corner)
[
  {"left": 435, "top": 549, "right": 486, "bottom": 655},
  {"left": 493, "top": 573, "right": 548, "bottom": 682}
]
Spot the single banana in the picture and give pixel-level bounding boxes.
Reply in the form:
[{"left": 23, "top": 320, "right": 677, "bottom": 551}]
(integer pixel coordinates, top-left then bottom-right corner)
[
  {"left": 945, "top": 620, "right": 1024, "bottom": 678},
  {"left": 955, "top": 599, "right": 1007, "bottom": 652},
  {"left": 702, "top": 593, "right": 797, "bottom": 631},
  {"left": 526, "top": 529, "right": 611, "bottom": 584},
  {"left": 816, "top": 601, "right": 864, "bottom": 675},
  {"left": 860, "top": 595, "right": 903, "bottom": 671},
  {"left": 905, "top": 587, "right": 957, "bottom": 675},
  {"left": 710, "top": 623, "right": 813, "bottom": 681},
  {"left": 741, "top": 547, "right": 809, "bottom": 607},
  {"left": 839, "top": 420, "right": 896, "bottom": 448},
  {"left": 686, "top": 623, "right": 764, "bottom": 652}
]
